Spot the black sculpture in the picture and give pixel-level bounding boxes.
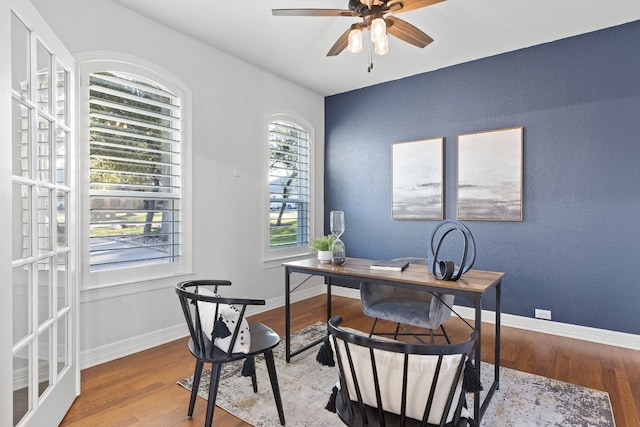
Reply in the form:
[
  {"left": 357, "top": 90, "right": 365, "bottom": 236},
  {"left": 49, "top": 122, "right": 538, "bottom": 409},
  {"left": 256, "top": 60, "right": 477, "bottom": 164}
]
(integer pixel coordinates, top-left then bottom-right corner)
[{"left": 428, "top": 220, "right": 476, "bottom": 281}]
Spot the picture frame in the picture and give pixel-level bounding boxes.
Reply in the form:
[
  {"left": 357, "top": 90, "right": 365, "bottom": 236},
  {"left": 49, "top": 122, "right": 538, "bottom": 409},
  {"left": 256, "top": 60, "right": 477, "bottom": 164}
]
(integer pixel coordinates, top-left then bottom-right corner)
[
  {"left": 392, "top": 137, "right": 444, "bottom": 220},
  {"left": 457, "top": 127, "right": 523, "bottom": 221}
]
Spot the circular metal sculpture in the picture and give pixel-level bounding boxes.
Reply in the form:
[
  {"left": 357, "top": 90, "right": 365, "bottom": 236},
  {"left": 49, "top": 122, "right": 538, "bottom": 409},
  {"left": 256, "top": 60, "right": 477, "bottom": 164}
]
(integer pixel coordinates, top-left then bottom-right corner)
[{"left": 428, "top": 220, "right": 476, "bottom": 281}]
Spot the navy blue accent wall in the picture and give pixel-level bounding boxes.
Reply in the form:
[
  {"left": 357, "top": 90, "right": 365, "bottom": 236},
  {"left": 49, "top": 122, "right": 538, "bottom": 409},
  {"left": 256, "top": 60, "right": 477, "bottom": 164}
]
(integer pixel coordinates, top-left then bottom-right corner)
[{"left": 324, "top": 21, "right": 640, "bottom": 334}]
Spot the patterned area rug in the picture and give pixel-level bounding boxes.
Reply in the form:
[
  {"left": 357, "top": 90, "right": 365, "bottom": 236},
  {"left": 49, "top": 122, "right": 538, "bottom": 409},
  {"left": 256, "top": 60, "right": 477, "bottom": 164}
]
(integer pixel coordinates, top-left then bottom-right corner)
[{"left": 177, "top": 322, "right": 615, "bottom": 427}]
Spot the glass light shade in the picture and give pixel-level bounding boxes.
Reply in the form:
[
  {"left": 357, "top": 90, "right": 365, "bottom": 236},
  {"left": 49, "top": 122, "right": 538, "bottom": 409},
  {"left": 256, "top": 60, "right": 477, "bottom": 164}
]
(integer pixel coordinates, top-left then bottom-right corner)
[
  {"left": 370, "top": 17, "right": 386, "bottom": 42},
  {"left": 374, "top": 34, "right": 389, "bottom": 56},
  {"left": 347, "top": 28, "right": 363, "bottom": 53}
]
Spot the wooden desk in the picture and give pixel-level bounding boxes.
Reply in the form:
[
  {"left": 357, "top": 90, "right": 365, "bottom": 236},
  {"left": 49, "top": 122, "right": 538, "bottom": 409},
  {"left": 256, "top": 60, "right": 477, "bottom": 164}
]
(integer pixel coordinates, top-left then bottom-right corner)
[{"left": 283, "top": 257, "right": 504, "bottom": 424}]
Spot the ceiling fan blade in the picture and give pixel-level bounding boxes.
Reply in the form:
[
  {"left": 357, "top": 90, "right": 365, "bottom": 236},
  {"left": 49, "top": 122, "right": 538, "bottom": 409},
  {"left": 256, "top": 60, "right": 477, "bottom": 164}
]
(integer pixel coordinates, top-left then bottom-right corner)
[
  {"left": 386, "top": 17, "right": 433, "bottom": 48},
  {"left": 327, "top": 27, "right": 352, "bottom": 57},
  {"left": 272, "top": 9, "right": 356, "bottom": 17},
  {"left": 388, "top": 0, "right": 445, "bottom": 14}
]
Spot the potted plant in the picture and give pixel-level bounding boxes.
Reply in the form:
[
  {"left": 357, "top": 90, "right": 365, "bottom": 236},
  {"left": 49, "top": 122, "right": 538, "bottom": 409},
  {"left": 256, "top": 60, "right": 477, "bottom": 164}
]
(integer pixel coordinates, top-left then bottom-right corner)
[{"left": 309, "top": 235, "right": 336, "bottom": 263}]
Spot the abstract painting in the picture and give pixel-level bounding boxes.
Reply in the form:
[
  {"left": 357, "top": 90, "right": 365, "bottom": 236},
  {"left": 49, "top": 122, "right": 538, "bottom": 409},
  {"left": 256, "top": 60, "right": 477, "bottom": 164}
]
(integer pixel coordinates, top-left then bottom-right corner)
[
  {"left": 457, "top": 127, "right": 523, "bottom": 221},
  {"left": 392, "top": 137, "right": 443, "bottom": 220}
]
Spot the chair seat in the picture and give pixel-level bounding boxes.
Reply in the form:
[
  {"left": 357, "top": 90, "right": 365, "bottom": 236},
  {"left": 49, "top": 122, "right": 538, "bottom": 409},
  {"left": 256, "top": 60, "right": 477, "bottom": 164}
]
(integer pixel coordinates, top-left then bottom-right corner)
[
  {"left": 336, "top": 393, "right": 467, "bottom": 427},
  {"left": 188, "top": 321, "right": 280, "bottom": 363},
  {"left": 247, "top": 322, "right": 281, "bottom": 353},
  {"left": 336, "top": 393, "right": 411, "bottom": 427},
  {"left": 364, "top": 300, "right": 440, "bottom": 330}
]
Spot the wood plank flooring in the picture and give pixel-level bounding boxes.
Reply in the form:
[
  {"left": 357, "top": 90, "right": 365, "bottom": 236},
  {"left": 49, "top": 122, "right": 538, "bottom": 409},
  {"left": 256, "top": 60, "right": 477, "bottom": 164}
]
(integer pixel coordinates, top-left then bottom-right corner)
[{"left": 60, "top": 295, "right": 640, "bottom": 426}]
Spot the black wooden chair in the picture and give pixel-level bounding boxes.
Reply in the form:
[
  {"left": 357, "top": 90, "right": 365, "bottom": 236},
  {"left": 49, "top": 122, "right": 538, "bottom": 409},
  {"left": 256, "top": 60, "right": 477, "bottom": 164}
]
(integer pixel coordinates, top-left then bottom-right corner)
[
  {"left": 175, "top": 280, "right": 285, "bottom": 427},
  {"left": 327, "top": 315, "right": 478, "bottom": 427}
]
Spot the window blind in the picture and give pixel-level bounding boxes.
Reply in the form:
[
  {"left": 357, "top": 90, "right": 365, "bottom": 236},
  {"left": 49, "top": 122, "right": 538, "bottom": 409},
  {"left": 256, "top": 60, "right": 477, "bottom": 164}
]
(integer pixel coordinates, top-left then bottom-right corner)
[
  {"left": 269, "top": 120, "right": 310, "bottom": 249},
  {"left": 88, "top": 72, "right": 181, "bottom": 271}
]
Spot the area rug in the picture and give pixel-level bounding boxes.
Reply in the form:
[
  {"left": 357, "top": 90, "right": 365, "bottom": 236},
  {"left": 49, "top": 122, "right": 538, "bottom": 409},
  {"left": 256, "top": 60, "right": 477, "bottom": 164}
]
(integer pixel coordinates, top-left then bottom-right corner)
[{"left": 177, "top": 322, "right": 615, "bottom": 427}]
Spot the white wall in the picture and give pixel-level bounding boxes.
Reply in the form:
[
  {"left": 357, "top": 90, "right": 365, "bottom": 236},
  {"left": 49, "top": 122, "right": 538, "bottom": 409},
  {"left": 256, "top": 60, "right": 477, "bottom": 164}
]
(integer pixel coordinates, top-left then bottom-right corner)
[{"left": 30, "top": 0, "right": 325, "bottom": 367}]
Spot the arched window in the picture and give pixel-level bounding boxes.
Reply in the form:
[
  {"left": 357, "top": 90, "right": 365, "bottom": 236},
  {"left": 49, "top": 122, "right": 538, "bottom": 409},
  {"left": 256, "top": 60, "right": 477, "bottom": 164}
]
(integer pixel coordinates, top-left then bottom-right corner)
[
  {"left": 265, "top": 114, "right": 313, "bottom": 261},
  {"left": 78, "top": 53, "right": 191, "bottom": 288}
]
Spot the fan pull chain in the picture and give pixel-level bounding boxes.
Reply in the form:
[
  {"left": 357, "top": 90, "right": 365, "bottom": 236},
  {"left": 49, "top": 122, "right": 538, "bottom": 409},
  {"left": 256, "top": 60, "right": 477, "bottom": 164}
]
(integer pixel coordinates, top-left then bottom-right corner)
[{"left": 367, "top": 49, "right": 373, "bottom": 72}]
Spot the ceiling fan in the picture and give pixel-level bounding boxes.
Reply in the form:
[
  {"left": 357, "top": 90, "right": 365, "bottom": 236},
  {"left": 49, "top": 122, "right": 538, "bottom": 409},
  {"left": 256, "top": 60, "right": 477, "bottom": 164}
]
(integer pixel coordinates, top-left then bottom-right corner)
[{"left": 272, "top": 0, "right": 445, "bottom": 57}]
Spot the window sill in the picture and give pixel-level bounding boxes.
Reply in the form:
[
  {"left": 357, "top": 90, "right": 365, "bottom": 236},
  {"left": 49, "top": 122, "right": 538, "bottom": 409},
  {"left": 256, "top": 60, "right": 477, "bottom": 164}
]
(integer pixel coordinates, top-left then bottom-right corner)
[{"left": 262, "top": 252, "right": 314, "bottom": 270}]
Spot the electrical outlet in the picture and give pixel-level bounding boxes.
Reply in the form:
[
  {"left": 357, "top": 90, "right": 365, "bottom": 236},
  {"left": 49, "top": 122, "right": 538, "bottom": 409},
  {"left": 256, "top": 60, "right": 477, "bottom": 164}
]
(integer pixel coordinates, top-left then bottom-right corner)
[{"left": 535, "top": 309, "right": 552, "bottom": 320}]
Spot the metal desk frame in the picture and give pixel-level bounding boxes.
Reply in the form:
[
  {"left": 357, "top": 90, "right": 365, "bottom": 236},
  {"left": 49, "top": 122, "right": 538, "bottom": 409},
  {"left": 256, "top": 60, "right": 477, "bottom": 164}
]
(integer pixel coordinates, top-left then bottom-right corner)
[{"left": 283, "top": 257, "right": 503, "bottom": 424}]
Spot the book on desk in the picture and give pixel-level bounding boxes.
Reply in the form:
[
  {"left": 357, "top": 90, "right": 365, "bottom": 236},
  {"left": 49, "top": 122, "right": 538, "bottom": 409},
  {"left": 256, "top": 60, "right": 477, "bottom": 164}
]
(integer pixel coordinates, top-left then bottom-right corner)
[{"left": 369, "top": 259, "right": 410, "bottom": 272}]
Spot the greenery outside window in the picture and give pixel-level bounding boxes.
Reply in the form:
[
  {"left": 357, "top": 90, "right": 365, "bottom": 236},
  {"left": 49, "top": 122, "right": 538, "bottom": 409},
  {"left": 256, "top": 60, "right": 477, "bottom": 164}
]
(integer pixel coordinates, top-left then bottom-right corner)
[{"left": 266, "top": 115, "right": 313, "bottom": 260}]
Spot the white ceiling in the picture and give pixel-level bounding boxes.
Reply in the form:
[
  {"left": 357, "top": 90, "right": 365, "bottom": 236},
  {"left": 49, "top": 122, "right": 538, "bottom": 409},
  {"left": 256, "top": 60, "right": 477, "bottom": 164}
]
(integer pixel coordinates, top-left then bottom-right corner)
[{"left": 111, "top": 0, "right": 640, "bottom": 96}]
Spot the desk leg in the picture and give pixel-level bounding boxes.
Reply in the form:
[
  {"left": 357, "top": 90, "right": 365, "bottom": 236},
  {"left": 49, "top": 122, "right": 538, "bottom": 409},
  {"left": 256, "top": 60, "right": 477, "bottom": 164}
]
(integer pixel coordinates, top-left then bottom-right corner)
[
  {"left": 477, "top": 281, "right": 502, "bottom": 423},
  {"left": 326, "top": 278, "right": 332, "bottom": 333},
  {"left": 495, "top": 280, "right": 501, "bottom": 387},
  {"left": 285, "top": 267, "right": 291, "bottom": 363},
  {"left": 284, "top": 270, "right": 328, "bottom": 362},
  {"left": 474, "top": 295, "right": 482, "bottom": 424}
]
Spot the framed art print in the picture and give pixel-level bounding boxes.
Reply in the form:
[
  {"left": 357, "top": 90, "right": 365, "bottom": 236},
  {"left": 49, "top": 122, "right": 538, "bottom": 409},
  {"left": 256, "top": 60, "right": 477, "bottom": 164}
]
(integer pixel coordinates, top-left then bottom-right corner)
[
  {"left": 392, "top": 137, "right": 444, "bottom": 220},
  {"left": 457, "top": 127, "right": 523, "bottom": 221}
]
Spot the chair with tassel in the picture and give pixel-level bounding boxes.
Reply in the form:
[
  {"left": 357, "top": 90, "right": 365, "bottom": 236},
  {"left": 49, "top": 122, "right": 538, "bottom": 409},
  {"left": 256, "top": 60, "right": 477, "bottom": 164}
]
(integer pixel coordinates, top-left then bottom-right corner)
[
  {"left": 175, "top": 280, "right": 285, "bottom": 427},
  {"left": 325, "top": 315, "right": 480, "bottom": 427}
]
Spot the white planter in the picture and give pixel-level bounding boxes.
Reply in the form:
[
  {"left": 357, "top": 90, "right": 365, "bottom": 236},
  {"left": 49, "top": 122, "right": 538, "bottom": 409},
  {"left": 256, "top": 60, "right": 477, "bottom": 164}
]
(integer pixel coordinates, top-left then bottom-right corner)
[{"left": 317, "top": 250, "right": 332, "bottom": 264}]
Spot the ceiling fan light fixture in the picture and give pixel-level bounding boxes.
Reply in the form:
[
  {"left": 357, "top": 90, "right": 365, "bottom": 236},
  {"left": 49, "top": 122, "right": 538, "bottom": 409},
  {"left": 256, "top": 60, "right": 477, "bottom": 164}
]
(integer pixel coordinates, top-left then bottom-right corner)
[
  {"left": 348, "top": 27, "right": 363, "bottom": 53},
  {"left": 374, "top": 33, "right": 389, "bottom": 56},
  {"left": 274, "top": 0, "right": 440, "bottom": 60},
  {"left": 370, "top": 17, "right": 386, "bottom": 42}
]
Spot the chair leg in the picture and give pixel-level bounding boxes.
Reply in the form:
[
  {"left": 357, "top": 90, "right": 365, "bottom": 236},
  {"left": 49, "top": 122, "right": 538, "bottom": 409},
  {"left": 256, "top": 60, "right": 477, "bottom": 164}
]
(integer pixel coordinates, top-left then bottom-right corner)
[
  {"left": 441, "top": 325, "right": 451, "bottom": 344},
  {"left": 243, "top": 356, "right": 258, "bottom": 393},
  {"left": 393, "top": 323, "right": 401, "bottom": 340},
  {"left": 264, "top": 350, "right": 286, "bottom": 425},
  {"left": 189, "top": 360, "right": 204, "bottom": 417},
  {"left": 205, "top": 363, "right": 223, "bottom": 427},
  {"left": 368, "top": 318, "right": 379, "bottom": 337},
  {"left": 250, "top": 370, "right": 258, "bottom": 394}
]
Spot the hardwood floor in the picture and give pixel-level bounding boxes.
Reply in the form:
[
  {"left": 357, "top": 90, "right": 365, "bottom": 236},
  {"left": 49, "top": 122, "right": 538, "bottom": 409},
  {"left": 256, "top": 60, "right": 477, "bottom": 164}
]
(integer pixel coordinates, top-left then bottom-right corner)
[{"left": 60, "top": 295, "right": 640, "bottom": 426}]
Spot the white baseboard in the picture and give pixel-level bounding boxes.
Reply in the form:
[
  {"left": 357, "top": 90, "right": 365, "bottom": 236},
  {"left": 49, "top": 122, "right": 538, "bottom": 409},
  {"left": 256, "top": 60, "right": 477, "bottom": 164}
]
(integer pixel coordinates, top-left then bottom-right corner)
[
  {"left": 80, "top": 323, "right": 188, "bottom": 369},
  {"left": 452, "top": 306, "right": 640, "bottom": 350},
  {"left": 330, "top": 287, "right": 640, "bottom": 351},
  {"left": 80, "top": 286, "right": 640, "bottom": 369}
]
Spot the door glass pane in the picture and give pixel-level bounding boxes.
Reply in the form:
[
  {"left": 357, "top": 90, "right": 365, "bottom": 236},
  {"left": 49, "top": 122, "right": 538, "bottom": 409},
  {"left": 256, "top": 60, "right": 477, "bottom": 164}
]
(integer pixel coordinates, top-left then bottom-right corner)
[
  {"left": 55, "top": 128, "right": 67, "bottom": 185},
  {"left": 11, "top": 13, "right": 30, "bottom": 97},
  {"left": 37, "top": 329, "right": 51, "bottom": 399},
  {"left": 55, "top": 63, "right": 67, "bottom": 124},
  {"left": 13, "top": 265, "right": 31, "bottom": 345},
  {"left": 36, "top": 41, "right": 51, "bottom": 114},
  {"left": 12, "top": 99, "right": 30, "bottom": 178},
  {"left": 11, "top": 3, "right": 77, "bottom": 423},
  {"left": 57, "top": 313, "right": 68, "bottom": 376},
  {"left": 56, "top": 253, "right": 68, "bottom": 311},
  {"left": 37, "top": 258, "right": 52, "bottom": 326},
  {"left": 36, "top": 115, "right": 50, "bottom": 182},
  {"left": 13, "top": 344, "right": 32, "bottom": 426},
  {"left": 13, "top": 184, "right": 32, "bottom": 261},
  {"left": 56, "top": 191, "right": 67, "bottom": 248},
  {"left": 36, "top": 188, "right": 51, "bottom": 254}
]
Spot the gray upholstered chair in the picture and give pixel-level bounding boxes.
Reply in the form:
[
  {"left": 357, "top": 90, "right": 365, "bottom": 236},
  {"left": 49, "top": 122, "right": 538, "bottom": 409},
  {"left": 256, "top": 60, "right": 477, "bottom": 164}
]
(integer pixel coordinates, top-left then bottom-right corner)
[{"left": 360, "top": 258, "right": 455, "bottom": 343}]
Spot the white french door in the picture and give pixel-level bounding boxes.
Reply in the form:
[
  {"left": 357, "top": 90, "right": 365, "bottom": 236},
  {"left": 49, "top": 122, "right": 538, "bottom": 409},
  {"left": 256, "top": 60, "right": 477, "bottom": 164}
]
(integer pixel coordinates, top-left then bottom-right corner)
[{"left": 8, "top": 0, "right": 78, "bottom": 426}]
